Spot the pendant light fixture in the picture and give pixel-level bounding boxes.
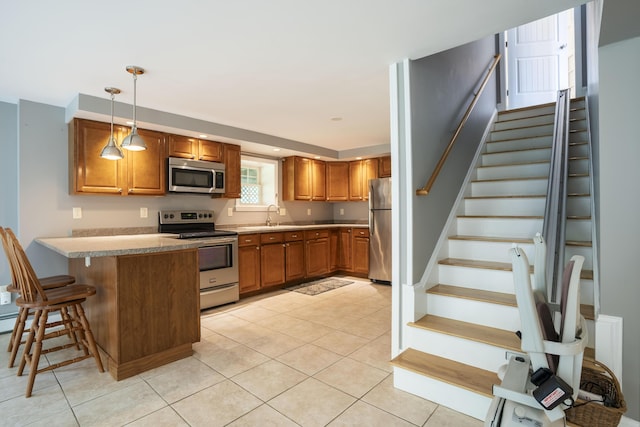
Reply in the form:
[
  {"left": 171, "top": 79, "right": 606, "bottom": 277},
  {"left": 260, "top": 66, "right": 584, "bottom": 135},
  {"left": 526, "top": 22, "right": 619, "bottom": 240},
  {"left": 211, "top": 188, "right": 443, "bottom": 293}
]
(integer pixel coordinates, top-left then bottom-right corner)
[
  {"left": 100, "top": 87, "right": 124, "bottom": 160},
  {"left": 120, "top": 65, "right": 147, "bottom": 151}
]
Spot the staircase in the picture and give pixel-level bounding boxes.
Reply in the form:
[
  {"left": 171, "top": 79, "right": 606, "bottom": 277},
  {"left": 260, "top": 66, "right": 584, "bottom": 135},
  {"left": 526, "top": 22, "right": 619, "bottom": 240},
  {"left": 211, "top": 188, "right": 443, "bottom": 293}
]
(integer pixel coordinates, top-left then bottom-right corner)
[{"left": 391, "top": 98, "right": 596, "bottom": 420}]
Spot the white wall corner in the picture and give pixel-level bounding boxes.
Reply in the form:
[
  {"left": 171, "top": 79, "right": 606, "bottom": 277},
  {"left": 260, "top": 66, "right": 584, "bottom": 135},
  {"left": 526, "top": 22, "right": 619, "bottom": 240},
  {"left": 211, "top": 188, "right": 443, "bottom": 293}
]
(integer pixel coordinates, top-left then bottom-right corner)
[{"left": 594, "top": 314, "right": 623, "bottom": 379}]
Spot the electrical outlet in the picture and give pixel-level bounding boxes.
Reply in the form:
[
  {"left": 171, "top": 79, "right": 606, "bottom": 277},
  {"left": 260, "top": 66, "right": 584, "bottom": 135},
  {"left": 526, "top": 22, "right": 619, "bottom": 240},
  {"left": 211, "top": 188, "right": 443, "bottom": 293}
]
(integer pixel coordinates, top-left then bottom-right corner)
[
  {"left": 72, "top": 207, "right": 82, "bottom": 219},
  {"left": 140, "top": 207, "right": 148, "bottom": 218},
  {"left": 279, "top": 207, "right": 286, "bottom": 216},
  {"left": 227, "top": 207, "right": 233, "bottom": 217},
  {"left": 307, "top": 208, "right": 311, "bottom": 216},
  {"left": 340, "top": 208, "right": 344, "bottom": 216}
]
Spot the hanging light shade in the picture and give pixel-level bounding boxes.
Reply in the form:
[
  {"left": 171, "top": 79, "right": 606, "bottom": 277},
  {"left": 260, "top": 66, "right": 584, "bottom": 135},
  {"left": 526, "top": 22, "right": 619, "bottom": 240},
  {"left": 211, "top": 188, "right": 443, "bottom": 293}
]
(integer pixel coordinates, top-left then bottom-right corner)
[
  {"left": 120, "top": 65, "right": 147, "bottom": 151},
  {"left": 100, "top": 87, "right": 124, "bottom": 160}
]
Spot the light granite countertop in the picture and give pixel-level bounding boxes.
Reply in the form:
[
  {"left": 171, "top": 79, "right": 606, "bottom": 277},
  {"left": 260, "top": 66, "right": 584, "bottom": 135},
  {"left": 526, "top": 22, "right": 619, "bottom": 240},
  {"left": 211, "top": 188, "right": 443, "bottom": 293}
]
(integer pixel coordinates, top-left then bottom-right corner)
[{"left": 37, "top": 224, "right": 369, "bottom": 258}]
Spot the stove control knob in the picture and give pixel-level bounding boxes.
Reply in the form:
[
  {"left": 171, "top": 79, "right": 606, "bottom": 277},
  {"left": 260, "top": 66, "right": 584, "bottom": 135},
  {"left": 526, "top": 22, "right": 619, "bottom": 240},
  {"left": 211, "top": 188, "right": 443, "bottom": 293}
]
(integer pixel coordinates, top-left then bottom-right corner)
[
  {"left": 169, "top": 214, "right": 174, "bottom": 219},
  {"left": 163, "top": 214, "right": 168, "bottom": 219}
]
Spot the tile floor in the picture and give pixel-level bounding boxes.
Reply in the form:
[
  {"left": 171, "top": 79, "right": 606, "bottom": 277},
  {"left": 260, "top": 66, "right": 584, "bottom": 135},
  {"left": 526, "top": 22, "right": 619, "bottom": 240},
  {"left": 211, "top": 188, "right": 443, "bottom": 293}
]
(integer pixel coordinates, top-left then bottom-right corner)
[{"left": 0, "top": 277, "right": 482, "bottom": 426}]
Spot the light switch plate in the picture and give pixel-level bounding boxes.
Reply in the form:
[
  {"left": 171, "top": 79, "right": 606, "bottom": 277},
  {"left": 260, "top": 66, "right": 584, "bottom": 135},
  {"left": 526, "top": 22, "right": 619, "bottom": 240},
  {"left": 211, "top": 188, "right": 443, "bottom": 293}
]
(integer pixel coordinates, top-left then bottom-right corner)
[
  {"left": 72, "top": 207, "right": 82, "bottom": 219},
  {"left": 279, "top": 208, "right": 286, "bottom": 216},
  {"left": 307, "top": 208, "right": 311, "bottom": 216},
  {"left": 227, "top": 207, "right": 233, "bottom": 217},
  {"left": 340, "top": 208, "right": 344, "bottom": 215},
  {"left": 140, "top": 207, "right": 148, "bottom": 218}
]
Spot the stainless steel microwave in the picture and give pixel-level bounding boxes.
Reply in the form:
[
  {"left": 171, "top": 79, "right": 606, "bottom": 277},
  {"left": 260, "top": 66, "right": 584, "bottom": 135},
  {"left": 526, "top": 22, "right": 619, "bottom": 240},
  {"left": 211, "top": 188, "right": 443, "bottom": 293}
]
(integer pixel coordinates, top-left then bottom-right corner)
[{"left": 167, "top": 157, "right": 225, "bottom": 194}]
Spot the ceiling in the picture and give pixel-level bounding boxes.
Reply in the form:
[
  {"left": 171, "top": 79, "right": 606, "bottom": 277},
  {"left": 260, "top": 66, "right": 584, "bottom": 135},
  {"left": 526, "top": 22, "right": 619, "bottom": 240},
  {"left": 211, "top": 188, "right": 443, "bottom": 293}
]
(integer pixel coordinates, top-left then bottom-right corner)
[{"left": 0, "top": 0, "right": 585, "bottom": 159}]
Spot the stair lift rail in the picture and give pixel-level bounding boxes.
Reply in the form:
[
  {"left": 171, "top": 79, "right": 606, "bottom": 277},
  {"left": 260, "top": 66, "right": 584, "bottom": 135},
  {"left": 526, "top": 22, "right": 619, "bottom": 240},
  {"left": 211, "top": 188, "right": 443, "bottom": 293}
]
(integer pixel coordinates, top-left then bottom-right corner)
[{"left": 542, "top": 89, "right": 571, "bottom": 303}]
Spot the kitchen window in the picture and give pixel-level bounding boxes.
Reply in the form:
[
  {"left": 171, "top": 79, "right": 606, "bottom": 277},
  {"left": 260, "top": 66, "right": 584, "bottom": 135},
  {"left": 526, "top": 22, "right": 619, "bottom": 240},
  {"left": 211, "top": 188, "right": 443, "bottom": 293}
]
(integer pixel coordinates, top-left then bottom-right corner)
[{"left": 235, "top": 155, "right": 278, "bottom": 211}]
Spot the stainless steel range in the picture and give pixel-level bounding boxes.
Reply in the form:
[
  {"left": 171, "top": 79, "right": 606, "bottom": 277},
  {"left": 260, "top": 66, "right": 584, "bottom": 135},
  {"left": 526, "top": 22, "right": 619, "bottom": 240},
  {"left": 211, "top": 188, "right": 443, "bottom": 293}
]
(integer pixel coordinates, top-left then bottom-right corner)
[{"left": 158, "top": 210, "right": 239, "bottom": 310}]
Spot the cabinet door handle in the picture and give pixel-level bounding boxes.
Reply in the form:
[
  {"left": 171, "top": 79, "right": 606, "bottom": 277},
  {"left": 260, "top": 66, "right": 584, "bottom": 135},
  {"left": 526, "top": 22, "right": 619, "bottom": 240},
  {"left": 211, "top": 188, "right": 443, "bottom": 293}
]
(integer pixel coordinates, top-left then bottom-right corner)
[
  {"left": 117, "top": 188, "right": 123, "bottom": 193},
  {"left": 256, "top": 246, "right": 260, "bottom": 250}
]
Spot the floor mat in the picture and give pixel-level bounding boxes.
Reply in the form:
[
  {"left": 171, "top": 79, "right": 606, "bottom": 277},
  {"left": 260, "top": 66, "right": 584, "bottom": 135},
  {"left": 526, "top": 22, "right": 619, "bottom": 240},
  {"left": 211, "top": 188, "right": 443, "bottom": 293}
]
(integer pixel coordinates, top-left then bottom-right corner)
[{"left": 286, "top": 278, "right": 354, "bottom": 296}]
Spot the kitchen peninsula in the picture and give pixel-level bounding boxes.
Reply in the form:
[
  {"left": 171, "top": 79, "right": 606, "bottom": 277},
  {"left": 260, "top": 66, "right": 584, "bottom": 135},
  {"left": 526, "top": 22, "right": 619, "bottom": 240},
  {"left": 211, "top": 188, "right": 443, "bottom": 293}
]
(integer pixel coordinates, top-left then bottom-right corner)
[{"left": 37, "top": 234, "right": 201, "bottom": 380}]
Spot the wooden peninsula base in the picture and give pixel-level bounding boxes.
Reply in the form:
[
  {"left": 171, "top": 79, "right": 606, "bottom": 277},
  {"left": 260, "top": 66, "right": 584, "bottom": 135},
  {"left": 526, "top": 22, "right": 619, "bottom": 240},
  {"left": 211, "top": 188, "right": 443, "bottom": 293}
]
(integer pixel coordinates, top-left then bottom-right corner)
[{"left": 69, "top": 249, "right": 200, "bottom": 380}]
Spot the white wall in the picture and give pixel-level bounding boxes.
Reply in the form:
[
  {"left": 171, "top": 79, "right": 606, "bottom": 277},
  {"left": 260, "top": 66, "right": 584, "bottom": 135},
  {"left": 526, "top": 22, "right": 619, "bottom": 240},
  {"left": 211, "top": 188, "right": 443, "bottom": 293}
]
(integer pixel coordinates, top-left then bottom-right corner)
[{"left": 598, "top": 35, "right": 640, "bottom": 421}]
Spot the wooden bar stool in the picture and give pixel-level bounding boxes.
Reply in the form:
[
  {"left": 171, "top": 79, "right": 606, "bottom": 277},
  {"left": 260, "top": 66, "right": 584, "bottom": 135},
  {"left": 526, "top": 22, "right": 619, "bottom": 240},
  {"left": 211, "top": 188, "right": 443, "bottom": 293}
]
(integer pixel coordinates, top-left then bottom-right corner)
[{"left": 1, "top": 227, "right": 104, "bottom": 397}]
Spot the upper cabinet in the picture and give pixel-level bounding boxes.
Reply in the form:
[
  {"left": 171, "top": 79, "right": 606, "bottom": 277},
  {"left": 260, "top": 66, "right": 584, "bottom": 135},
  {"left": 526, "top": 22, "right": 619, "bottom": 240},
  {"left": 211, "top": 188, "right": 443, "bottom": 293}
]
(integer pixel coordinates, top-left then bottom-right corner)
[
  {"left": 326, "top": 162, "right": 349, "bottom": 201},
  {"left": 349, "top": 158, "right": 378, "bottom": 201},
  {"left": 223, "top": 143, "right": 241, "bottom": 199},
  {"left": 282, "top": 156, "right": 326, "bottom": 201},
  {"left": 168, "top": 135, "right": 223, "bottom": 162},
  {"left": 379, "top": 155, "right": 391, "bottom": 178},
  {"left": 70, "top": 118, "right": 167, "bottom": 196}
]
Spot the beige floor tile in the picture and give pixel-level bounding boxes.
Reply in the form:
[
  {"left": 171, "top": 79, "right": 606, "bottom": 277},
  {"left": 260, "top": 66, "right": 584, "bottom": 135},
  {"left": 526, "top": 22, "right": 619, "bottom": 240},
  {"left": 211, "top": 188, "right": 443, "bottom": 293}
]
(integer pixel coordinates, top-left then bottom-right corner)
[
  {"left": 27, "top": 406, "right": 80, "bottom": 427},
  {"left": 127, "top": 406, "right": 189, "bottom": 426},
  {"left": 197, "top": 344, "right": 270, "bottom": 378},
  {"left": 424, "top": 405, "right": 483, "bottom": 426},
  {"left": 328, "top": 400, "right": 415, "bottom": 427},
  {"left": 0, "top": 384, "right": 72, "bottom": 426},
  {"left": 228, "top": 305, "right": 280, "bottom": 322},
  {"left": 315, "top": 357, "right": 388, "bottom": 398},
  {"left": 144, "top": 357, "right": 225, "bottom": 403},
  {"left": 0, "top": 368, "right": 58, "bottom": 401},
  {"left": 347, "top": 334, "right": 394, "bottom": 373},
  {"left": 362, "top": 375, "right": 438, "bottom": 426},
  {"left": 172, "top": 379, "right": 262, "bottom": 427},
  {"left": 232, "top": 359, "right": 306, "bottom": 401},
  {"left": 276, "top": 343, "right": 342, "bottom": 376},
  {"left": 273, "top": 317, "right": 334, "bottom": 343},
  {"left": 227, "top": 403, "right": 299, "bottom": 426},
  {"left": 312, "top": 330, "right": 369, "bottom": 356},
  {"left": 212, "top": 322, "right": 275, "bottom": 345},
  {"left": 200, "top": 312, "right": 252, "bottom": 333},
  {"left": 244, "top": 329, "right": 305, "bottom": 358},
  {"left": 337, "top": 316, "right": 391, "bottom": 340},
  {"left": 73, "top": 381, "right": 167, "bottom": 427},
  {"left": 268, "top": 378, "right": 356, "bottom": 427}
]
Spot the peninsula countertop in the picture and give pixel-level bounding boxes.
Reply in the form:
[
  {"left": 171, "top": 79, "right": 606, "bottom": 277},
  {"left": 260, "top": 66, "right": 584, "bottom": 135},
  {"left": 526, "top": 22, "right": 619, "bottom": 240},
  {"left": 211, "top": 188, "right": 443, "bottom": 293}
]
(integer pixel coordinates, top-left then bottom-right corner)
[{"left": 36, "top": 223, "right": 368, "bottom": 258}]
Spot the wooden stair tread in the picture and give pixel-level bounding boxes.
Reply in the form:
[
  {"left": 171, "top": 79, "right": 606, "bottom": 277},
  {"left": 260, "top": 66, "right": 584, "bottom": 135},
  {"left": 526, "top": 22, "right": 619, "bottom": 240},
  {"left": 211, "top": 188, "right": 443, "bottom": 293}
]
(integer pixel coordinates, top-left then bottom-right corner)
[
  {"left": 428, "top": 284, "right": 596, "bottom": 320},
  {"left": 566, "top": 240, "right": 592, "bottom": 247},
  {"left": 496, "top": 112, "right": 554, "bottom": 124},
  {"left": 478, "top": 159, "right": 549, "bottom": 168},
  {"left": 439, "top": 258, "right": 594, "bottom": 280},
  {"left": 489, "top": 134, "right": 553, "bottom": 143},
  {"left": 390, "top": 348, "right": 497, "bottom": 397},
  {"left": 483, "top": 146, "right": 552, "bottom": 155},
  {"left": 465, "top": 194, "right": 545, "bottom": 200},
  {"left": 410, "top": 315, "right": 521, "bottom": 352},
  {"left": 472, "top": 176, "right": 547, "bottom": 183},
  {"left": 498, "top": 101, "right": 555, "bottom": 115},
  {"left": 458, "top": 215, "right": 543, "bottom": 219},
  {"left": 449, "top": 235, "right": 533, "bottom": 244}
]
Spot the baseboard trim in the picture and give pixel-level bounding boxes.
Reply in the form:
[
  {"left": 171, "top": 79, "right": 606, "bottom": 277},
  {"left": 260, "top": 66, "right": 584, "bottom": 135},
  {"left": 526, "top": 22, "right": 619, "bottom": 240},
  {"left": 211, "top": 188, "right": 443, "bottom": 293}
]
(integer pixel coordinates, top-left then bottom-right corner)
[{"left": 595, "top": 314, "right": 623, "bottom": 379}]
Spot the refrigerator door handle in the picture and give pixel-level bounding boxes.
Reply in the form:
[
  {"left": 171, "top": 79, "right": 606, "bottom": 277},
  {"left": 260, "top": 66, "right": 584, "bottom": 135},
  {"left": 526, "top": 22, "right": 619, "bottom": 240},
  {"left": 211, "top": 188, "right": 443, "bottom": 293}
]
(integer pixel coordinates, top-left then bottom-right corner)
[{"left": 370, "top": 209, "right": 375, "bottom": 233}]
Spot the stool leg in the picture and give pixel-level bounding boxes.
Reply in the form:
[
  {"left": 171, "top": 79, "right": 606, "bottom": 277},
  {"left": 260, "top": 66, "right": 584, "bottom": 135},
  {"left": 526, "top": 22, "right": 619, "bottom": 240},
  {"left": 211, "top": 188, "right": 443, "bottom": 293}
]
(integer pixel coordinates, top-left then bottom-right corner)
[
  {"left": 25, "top": 309, "right": 48, "bottom": 398},
  {"left": 60, "top": 306, "right": 80, "bottom": 350},
  {"left": 7, "top": 307, "right": 21, "bottom": 352},
  {"left": 8, "top": 307, "right": 28, "bottom": 368},
  {"left": 17, "top": 310, "right": 40, "bottom": 377},
  {"left": 75, "top": 303, "right": 104, "bottom": 373}
]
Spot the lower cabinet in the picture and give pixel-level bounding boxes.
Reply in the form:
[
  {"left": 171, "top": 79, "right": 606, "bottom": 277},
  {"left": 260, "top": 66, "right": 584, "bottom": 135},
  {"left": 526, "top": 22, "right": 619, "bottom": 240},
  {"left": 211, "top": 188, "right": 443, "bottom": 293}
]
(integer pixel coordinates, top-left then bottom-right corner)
[
  {"left": 305, "top": 229, "right": 330, "bottom": 277},
  {"left": 238, "top": 234, "right": 261, "bottom": 293},
  {"left": 285, "top": 231, "right": 305, "bottom": 281},
  {"left": 339, "top": 228, "right": 353, "bottom": 271},
  {"left": 261, "top": 233, "right": 286, "bottom": 288},
  {"left": 352, "top": 228, "right": 370, "bottom": 275}
]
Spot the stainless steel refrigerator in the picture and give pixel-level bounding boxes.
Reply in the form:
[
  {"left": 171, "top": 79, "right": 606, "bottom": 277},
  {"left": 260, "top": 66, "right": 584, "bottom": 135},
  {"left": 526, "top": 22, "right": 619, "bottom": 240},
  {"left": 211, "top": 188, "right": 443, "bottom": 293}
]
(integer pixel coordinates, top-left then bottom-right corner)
[{"left": 368, "top": 177, "right": 392, "bottom": 283}]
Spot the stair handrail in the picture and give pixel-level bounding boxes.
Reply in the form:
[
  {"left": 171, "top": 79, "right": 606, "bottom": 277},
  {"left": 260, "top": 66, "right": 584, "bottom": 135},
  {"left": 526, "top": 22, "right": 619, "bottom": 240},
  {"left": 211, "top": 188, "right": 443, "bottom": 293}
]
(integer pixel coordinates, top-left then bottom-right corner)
[
  {"left": 416, "top": 53, "right": 501, "bottom": 196},
  {"left": 542, "top": 89, "right": 571, "bottom": 303}
]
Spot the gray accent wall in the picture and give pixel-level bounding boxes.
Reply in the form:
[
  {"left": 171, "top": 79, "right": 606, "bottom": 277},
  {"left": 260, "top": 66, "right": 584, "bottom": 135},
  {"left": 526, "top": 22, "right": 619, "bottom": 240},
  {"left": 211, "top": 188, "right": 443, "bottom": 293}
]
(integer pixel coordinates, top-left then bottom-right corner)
[
  {"left": 598, "top": 35, "right": 640, "bottom": 421},
  {"left": 408, "top": 36, "right": 498, "bottom": 282}
]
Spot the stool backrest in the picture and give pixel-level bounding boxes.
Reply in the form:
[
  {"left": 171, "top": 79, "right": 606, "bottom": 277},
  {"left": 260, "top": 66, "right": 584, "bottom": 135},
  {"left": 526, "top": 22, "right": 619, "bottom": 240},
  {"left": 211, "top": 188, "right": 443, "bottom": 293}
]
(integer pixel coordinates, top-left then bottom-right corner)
[{"left": 0, "top": 227, "right": 47, "bottom": 303}]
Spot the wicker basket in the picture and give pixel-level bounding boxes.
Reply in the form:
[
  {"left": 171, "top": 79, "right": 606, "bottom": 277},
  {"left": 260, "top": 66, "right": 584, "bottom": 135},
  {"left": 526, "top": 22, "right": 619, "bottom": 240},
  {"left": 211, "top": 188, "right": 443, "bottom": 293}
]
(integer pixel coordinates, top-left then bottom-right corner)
[{"left": 565, "top": 359, "right": 627, "bottom": 427}]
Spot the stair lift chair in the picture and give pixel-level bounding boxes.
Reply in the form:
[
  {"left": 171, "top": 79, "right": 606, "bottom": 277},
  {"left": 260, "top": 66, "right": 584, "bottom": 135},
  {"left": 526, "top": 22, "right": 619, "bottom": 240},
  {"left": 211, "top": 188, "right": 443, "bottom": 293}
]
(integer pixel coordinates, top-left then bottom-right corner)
[{"left": 485, "top": 236, "right": 588, "bottom": 426}]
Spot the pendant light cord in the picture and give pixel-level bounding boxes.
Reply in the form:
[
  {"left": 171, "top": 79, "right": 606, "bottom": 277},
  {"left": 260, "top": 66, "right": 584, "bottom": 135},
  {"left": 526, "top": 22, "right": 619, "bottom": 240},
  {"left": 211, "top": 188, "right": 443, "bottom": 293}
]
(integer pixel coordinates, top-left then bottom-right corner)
[{"left": 132, "top": 72, "right": 137, "bottom": 126}]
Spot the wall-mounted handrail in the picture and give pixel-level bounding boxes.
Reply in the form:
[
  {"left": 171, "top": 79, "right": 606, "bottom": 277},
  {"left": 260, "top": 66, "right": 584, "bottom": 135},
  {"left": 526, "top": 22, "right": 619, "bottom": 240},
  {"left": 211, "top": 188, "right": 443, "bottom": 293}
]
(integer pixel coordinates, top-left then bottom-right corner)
[
  {"left": 542, "top": 89, "right": 571, "bottom": 302},
  {"left": 416, "top": 53, "right": 501, "bottom": 196}
]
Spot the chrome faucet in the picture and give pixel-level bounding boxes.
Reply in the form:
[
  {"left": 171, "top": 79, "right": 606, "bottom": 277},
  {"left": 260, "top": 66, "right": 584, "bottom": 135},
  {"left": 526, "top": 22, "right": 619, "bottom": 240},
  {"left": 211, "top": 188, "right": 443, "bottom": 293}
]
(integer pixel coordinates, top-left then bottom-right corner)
[{"left": 266, "top": 204, "right": 279, "bottom": 226}]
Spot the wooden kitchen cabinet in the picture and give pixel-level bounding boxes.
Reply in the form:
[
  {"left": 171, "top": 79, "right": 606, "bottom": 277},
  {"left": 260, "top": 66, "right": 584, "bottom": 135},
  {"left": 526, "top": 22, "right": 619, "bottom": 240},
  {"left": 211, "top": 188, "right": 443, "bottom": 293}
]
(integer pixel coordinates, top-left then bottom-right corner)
[
  {"left": 284, "top": 231, "right": 305, "bottom": 281},
  {"left": 339, "top": 228, "right": 353, "bottom": 271},
  {"left": 352, "top": 227, "right": 370, "bottom": 275},
  {"left": 71, "top": 119, "right": 167, "bottom": 196},
  {"left": 329, "top": 229, "right": 339, "bottom": 272},
  {"left": 223, "top": 143, "right": 241, "bottom": 198},
  {"left": 379, "top": 155, "right": 391, "bottom": 177},
  {"left": 238, "top": 234, "right": 261, "bottom": 293},
  {"left": 282, "top": 156, "right": 326, "bottom": 201},
  {"left": 70, "top": 249, "right": 199, "bottom": 380},
  {"left": 305, "top": 229, "right": 330, "bottom": 277},
  {"left": 326, "top": 162, "right": 350, "bottom": 201},
  {"left": 349, "top": 158, "right": 379, "bottom": 201},
  {"left": 260, "top": 232, "right": 286, "bottom": 288},
  {"left": 168, "top": 134, "right": 223, "bottom": 162}
]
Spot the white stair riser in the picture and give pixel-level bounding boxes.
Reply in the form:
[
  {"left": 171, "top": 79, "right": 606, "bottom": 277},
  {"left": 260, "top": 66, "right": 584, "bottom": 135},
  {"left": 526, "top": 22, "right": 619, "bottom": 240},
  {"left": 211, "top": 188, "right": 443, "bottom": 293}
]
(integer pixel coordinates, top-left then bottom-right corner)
[
  {"left": 448, "top": 240, "right": 535, "bottom": 264},
  {"left": 407, "top": 327, "right": 510, "bottom": 372},
  {"left": 498, "top": 105, "right": 556, "bottom": 121},
  {"left": 566, "top": 219, "right": 592, "bottom": 241},
  {"left": 427, "top": 294, "right": 520, "bottom": 331},
  {"left": 456, "top": 217, "right": 543, "bottom": 238},
  {"left": 569, "top": 142, "right": 589, "bottom": 158},
  {"left": 493, "top": 114, "right": 554, "bottom": 131},
  {"left": 438, "top": 265, "right": 516, "bottom": 293},
  {"left": 393, "top": 368, "right": 491, "bottom": 420},
  {"left": 568, "top": 176, "right": 590, "bottom": 194},
  {"left": 567, "top": 196, "right": 591, "bottom": 217},
  {"left": 570, "top": 109, "right": 587, "bottom": 120},
  {"left": 490, "top": 124, "right": 554, "bottom": 141},
  {"left": 570, "top": 100, "right": 586, "bottom": 110},
  {"left": 569, "top": 158, "right": 589, "bottom": 175},
  {"left": 477, "top": 163, "right": 549, "bottom": 180},
  {"left": 570, "top": 130, "right": 588, "bottom": 143},
  {"left": 464, "top": 197, "right": 545, "bottom": 216},
  {"left": 471, "top": 179, "right": 547, "bottom": 197},
  {"left": 485, "top": 135, "right": 552, "bottom": 153},
  {"left": 580, "top": 279, "right": 595, "bottom": 305},
  {"left": 481, "top": 148, "right": 551, "bottom": 166}
]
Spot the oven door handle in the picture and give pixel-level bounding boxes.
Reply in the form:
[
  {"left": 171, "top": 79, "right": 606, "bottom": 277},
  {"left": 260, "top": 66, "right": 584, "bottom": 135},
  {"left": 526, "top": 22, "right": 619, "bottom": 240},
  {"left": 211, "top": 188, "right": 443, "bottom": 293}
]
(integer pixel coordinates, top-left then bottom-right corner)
[
  {"left": 199, "top": 238, "right": 237, "bottom": 246},
  {"left": 202, "top": 283, "right": 238, "bottom": 292}
]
